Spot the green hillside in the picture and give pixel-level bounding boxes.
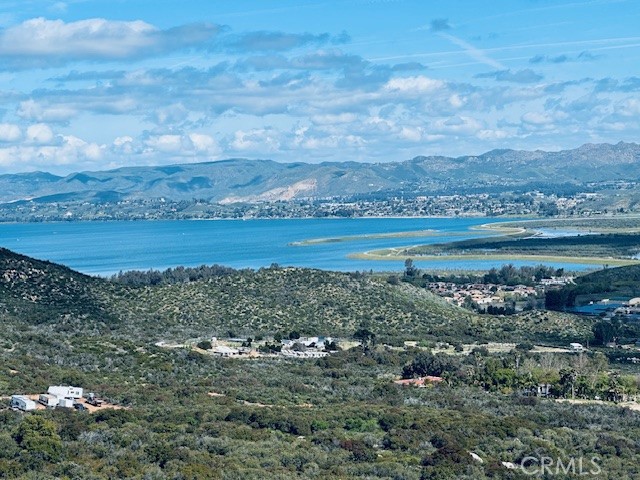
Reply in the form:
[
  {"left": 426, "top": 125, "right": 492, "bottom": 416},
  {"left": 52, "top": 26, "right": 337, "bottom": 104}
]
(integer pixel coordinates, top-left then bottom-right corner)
[
  {"left": 546, "top": 264, "right": 640, "bottom": 309},
  {"left": 0, "top": 248, "right": 590, "bottom": 344},
  {"left": 0, "top": 248, "right": 118, "bottom": 327},
  {"left": 3, "top": 249, "right": 640, "bottom": 479}
]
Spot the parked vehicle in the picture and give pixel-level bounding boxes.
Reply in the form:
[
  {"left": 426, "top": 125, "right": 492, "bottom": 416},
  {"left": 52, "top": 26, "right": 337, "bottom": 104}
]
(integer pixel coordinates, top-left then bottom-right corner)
[
  {"left": 86, "top": 393, "right": 103, "bottom": 407},
  {"left": 38, "top": 394, "right": 58, "bottom": 408},
  {"left": 10, "top": 395, "right": 36, "bottom": 411}
]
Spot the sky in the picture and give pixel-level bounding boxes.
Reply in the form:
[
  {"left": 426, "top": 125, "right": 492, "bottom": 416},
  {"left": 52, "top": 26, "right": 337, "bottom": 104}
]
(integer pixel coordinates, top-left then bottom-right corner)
[{"left": 0, "top": 0, "right": 638, "bottom": 174}]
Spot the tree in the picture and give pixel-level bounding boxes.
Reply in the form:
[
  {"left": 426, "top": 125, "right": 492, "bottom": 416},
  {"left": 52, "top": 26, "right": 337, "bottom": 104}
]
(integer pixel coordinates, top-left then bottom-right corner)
[
  {"left": 353, "top": 327, "right": 376, "bottom": 351},
  {"left": 402, "top": 352, "right": 458, "bottom": 378},
  {"left": 404, "top": 258, "right": 418, "bottom": 278},
  {"left": 13, "top": 416, "right": 62, "bottom": 462},
  {"left": 559, "top": 368, "right": 577, "bottom": 399},
  {"left": 592, "top": 319, "right": 620, "bottom": 346}
]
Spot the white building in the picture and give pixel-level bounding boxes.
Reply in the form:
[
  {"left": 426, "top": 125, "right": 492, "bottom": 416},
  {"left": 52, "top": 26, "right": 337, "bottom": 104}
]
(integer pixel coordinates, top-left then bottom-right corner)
[
  {"left": 38, "top": 394, "right": 58, "bottom": 407},
  {"left": 11, "top": 395, "right": 36, "bottom": 411},
  {"left": 211, "top": 345, "right": 239, "bottom": 357},
  {"left": 48, "top": 385, "right": 83, "bottom": 399},
  {"left": 570, "top": 343, "right": 585, "bottom": 352},
  {"left": 57, "top": 398, "right": 75, "bottom": 408}
]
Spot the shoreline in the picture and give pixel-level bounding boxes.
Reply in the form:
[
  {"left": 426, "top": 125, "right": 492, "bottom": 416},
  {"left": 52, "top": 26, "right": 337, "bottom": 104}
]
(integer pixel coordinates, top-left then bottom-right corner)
[
  {"left": 289, "top": 229, "right": 439, "bottom": 246},
  {"left": 349, "top": 251, "right": 639, "bottom": 266}
]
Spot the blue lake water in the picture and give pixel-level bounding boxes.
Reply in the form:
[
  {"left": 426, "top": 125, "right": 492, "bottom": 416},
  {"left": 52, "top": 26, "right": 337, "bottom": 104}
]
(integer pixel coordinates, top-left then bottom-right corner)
[{"left": 0, "top": 218, "right": 600, "bottom": 276}]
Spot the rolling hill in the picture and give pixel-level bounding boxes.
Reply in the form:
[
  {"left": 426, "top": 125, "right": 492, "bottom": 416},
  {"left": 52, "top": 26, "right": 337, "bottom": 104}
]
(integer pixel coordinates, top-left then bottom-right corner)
[
  {"left": 0, "top": 248, "right": 592, "bottom": 344},
  {"left": 0, "top": 141, "right": 638, "bottom": 204}
]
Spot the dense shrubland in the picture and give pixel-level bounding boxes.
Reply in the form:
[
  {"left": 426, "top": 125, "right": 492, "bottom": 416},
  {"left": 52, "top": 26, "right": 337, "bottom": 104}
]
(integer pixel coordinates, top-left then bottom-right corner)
[{"left": 2, "top": 248, "right": 640, "bottom": 478}]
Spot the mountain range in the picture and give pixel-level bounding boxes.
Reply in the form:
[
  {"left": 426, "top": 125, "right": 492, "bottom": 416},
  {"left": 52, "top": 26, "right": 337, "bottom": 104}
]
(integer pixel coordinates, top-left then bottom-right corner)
[{"left": 1, "top": 141, "right": 638, "bottom": 204}]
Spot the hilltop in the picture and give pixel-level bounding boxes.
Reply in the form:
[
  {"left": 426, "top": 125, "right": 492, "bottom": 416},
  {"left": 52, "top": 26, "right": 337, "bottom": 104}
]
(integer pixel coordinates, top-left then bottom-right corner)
[
  {"left": 0, "top": 142, "right": 638, "bottom": 204},
  {"left": 0, "top": 247, "right": 590, "bottom": 344}
]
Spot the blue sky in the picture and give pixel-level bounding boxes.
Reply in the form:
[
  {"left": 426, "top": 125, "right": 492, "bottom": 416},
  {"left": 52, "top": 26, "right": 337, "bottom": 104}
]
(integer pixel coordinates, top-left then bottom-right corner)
[{"left": 0, "top": 0, "right": 638, "bottom": 173}]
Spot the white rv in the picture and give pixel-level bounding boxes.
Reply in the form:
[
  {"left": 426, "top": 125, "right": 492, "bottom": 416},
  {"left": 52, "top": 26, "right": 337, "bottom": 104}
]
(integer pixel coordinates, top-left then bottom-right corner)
[
  {"left": 38, "top": 394, "right": 58, "bottom": 408},
  {"left": 11, "top": 395, "right": 36, "bottom": 411},
  {"left": 48, "top": 385, "right": 83, "bottom": 399}
]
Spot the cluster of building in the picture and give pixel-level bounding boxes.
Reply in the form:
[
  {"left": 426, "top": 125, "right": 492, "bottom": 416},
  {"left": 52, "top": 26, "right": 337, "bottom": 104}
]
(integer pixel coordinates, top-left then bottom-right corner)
[
  {"left": 428, "top": 282, "right": 539, "bottom": 308},
  {"left": 2, "top": 185, "right": 627, "bottom": 223},
  {"left": 613, "top": 297, "right": 640, "bottom": 317},
  {"left": 207, "top": 336, "right": 334, "bottom": 358},
  {"left": 10, "top": 385, "right": 101, "bottom": 412}
]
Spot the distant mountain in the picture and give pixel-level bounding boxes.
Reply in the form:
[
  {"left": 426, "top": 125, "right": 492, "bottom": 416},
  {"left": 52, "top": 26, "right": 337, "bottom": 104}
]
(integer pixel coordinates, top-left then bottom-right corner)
[{"left": 1, "top": 142, "right": 639, "bottom": 204}]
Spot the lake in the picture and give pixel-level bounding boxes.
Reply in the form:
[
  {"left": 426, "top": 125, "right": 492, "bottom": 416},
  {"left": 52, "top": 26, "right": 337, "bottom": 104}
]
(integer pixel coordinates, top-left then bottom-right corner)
[{"left": 0, "top": 217, "right": 599, "bottom": 276}]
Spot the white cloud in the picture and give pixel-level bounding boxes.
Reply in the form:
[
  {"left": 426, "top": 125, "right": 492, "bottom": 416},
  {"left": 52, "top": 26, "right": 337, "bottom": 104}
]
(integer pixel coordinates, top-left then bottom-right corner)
[
  {"left": 26, "top": 124, "right": 54, "bottom": 144},
  {"left": 145, "top": 134, "right": 183, "bottom": 153},
  {"left": 449, "top": 94, "right": 465, "bottom": 108},
  {"left": 399, "top": 126, "right": 423, "bottom": 142},
  {"left": 0, "top": 123, "right": 21, "bottom": 142},
  {"left": 433, "top": 116, "right": 483, "bottom": 135},
  {"left": 113, "top": 136, "right": 134, "bottom": 146},
  {"left": 2, "top": 18, "right": 156, "bottom": 56},
  {"left": 230, "top": 128, "right": 281, "bottom": 152},
  {"left": 188, "top": 133, "right": 220, "bottom": 154},
  {"left": 521, "top": 111, "right": 554, "bottom": 125},
  {"left": 62, "top": 135, "right": 104, "bottom": 160},
  {"left": 384, "top": 76, "right": 444, "bottom": 93},
  {"left": 0, "top": 17, "right": 220, "bottom": 68},
  {"left": 477, "top": 129, "right": 509, "bottom": 140},
  {"left": 616, "top": 98, "right": 640, "bottom": 117},
  {"left": 310, "top": 113, "right": 357, "bottom": 125},
  {"left": 0, "top": 134, "right": 104, "bottom": 169},
  {"left": 18, "top": 99, "right": 77, "bottom": 122}
]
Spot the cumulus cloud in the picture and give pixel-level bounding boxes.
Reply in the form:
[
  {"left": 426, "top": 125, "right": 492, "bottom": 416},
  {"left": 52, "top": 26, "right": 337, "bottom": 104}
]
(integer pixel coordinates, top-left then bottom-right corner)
[
  {"left": 475, "top": 69, "right": 543, "bottom": 84},
  {"left": 230, "top": 128, "right": 281, "bottom": 152},
  {"left": 26, "top": 124, "right": 54, "bottom": 144},
  {"left": 1, "top": 12, "right": 636, "bottom": 172},
  {"left": 17, "top": 99, "right": 77, "bottom": 122},
  {"left": 0, "top": 134, "right": 104, "bottom": 170},
  {"left": 188, "top": 133, "right": 220, "bottom": 154},
  {"left": 110, "top": 132, "right": 221, "bottom": 160},
  {"left": 0, "top": 17, "right": 221, "bottom": 68},
  {"left": 384, "top": 76, "right": 444, "bottom": 93},
  {"left": 0, "top": 123, "right": 21, "bottom": 142}
]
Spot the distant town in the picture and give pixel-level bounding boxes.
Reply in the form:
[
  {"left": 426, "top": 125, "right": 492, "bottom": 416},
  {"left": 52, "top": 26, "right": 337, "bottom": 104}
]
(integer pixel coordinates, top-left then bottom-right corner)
[{"left": 1, "top": 182, "right": 636, "bottom": 222}]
